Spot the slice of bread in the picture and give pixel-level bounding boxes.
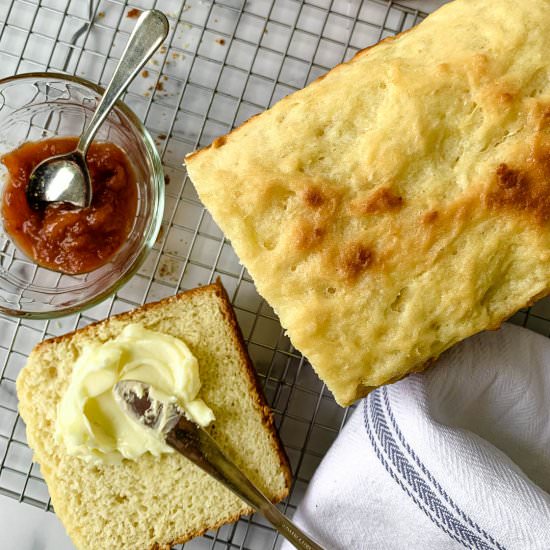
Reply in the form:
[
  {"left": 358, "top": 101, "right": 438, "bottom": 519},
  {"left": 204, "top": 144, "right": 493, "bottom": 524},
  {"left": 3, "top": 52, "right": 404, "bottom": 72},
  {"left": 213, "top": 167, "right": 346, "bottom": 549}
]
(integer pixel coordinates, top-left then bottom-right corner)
[
  {"left": 17, "top": 282, "right": 291, "bottom": 550},
  {"left": 185, "top": 0, "right": 550, "bottom": 406}
]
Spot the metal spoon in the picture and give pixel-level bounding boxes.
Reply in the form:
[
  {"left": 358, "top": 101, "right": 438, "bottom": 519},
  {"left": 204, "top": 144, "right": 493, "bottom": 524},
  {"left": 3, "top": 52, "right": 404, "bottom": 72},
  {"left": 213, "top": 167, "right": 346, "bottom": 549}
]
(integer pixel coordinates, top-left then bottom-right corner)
[
  {"left": 114, "top": 380, "right": 325, "bottom": 550},
  {"left": 26, "top": 10, "right": 169, "bottom": 210}
]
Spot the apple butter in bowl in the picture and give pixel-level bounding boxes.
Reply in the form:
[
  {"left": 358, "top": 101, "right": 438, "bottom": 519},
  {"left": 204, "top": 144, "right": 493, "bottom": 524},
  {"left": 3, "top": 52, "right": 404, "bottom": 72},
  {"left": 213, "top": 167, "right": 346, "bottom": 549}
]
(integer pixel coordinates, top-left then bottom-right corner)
[{"left": 2, "top": 138, "right": 138, "bottom": 275}]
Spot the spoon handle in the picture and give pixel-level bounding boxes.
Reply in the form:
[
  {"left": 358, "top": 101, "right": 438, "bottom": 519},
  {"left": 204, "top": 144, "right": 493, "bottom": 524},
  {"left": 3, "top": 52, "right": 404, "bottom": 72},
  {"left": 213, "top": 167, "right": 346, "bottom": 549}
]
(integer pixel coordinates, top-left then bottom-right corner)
[
  {"left": 166, "top": 419, "right": 325, "bottom": 550},
  {"left": 76, "top": 10, "right": 169, "bottom": 155}
]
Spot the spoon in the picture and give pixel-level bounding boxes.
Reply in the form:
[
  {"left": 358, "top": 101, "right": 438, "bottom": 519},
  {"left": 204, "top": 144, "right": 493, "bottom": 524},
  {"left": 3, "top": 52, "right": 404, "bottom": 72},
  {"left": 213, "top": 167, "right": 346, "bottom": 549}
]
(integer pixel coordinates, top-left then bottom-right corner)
[
  {"left": 115, "top": 380, "right": 325, "bottom": 550},
  {"left": 26, "top": 10, "right": 169, "bottom": 210}
]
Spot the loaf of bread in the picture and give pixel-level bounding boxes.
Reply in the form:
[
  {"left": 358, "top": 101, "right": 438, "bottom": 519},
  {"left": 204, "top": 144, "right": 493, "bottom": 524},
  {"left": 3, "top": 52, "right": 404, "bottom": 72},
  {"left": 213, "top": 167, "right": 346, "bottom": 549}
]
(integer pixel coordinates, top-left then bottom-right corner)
[
  {"left": 185, "top": 0, "right": 550, "bottom": 406},
  {"left": 17, "top": 282, "right": 291, "bottom": 549}
]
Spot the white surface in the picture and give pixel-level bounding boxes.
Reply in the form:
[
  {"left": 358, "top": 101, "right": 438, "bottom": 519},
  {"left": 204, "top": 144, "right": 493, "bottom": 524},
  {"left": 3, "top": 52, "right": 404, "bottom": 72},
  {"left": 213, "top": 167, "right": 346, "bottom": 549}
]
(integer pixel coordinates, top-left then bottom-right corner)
[
  {"left": 0, "top": 495, "right": 74, "bottom": 550},
  {"left": 283, "top": 324, "right": 550, "bottom": 549}
]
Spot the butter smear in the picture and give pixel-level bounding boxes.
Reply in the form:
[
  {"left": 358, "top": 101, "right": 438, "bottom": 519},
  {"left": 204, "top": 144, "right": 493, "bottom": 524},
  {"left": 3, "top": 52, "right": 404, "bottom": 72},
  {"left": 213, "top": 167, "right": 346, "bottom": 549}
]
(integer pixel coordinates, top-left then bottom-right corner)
[{"left": 55, "top": 324, "right": 214, "bottom": 464}]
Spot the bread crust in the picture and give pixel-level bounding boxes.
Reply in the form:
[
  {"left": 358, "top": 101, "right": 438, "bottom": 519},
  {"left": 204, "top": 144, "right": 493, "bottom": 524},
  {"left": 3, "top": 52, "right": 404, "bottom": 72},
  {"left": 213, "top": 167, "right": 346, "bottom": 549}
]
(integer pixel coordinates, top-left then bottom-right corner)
[{"left": 212, "top": 282, "right": 293, "bottom": 491}]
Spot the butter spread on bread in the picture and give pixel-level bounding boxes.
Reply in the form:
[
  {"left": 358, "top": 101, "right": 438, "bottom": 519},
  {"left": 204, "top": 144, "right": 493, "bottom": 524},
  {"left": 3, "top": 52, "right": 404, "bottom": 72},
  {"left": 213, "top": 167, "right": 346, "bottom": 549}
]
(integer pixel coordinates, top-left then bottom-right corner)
[
  {"left": 186, "top": 0, "right": 550, "bottom": 406},
  {"left": 56, "top": 323, "right": 214, "bottom": 464}
]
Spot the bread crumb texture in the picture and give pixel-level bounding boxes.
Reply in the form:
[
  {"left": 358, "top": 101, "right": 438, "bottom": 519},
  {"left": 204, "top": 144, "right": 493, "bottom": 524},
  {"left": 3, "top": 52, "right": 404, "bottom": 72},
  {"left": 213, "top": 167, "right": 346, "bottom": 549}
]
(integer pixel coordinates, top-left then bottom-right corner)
[
  {"left": 186, "top": 0, "right": 550, "bottom": 406},
  {"left": 16, "top": 283, "right": 290, "bottom": 550}
]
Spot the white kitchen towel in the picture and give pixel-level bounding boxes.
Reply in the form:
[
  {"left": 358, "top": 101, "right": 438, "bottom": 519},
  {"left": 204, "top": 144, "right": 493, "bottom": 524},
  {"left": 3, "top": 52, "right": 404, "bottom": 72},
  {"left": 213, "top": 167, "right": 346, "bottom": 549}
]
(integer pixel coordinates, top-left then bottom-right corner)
[{"left": 282, "top": 324, "right": 550, "bottom": 549}]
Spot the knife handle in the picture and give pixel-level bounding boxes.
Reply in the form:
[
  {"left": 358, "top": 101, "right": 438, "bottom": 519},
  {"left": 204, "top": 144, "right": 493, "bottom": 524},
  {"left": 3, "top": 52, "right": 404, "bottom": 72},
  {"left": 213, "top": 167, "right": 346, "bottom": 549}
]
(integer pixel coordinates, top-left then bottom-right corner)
[{"left": 166, "top": 419, "right": 324, "bottom": 550}]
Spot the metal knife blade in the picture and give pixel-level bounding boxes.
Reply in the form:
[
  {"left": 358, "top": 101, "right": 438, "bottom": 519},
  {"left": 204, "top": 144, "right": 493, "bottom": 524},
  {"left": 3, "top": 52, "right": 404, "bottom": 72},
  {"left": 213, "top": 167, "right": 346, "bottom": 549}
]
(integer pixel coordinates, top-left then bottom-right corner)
[{"left": 113, "top": 379, "right": 181, "bottom": 434}]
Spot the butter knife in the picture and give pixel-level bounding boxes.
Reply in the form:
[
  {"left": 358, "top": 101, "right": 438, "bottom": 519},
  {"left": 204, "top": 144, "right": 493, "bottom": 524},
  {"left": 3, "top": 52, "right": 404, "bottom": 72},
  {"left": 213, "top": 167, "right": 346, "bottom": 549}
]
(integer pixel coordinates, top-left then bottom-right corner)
[{"left": 114, "top": 380, "right": 324, "bottom": 550}]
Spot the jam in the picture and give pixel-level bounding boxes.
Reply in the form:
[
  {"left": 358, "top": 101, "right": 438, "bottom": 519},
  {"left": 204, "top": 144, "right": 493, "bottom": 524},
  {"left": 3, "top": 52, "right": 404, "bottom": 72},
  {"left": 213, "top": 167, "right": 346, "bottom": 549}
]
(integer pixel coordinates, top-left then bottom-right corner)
[{"left": 1, "top": 138, "right": 138, "bottom": 275}]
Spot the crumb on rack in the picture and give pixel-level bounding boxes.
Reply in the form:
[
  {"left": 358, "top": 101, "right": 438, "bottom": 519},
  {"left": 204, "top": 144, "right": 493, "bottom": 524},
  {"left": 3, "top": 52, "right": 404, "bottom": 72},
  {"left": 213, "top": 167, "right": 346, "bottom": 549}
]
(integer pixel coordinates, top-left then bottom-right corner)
[
  {"left": 215, "top": 38, "right": 226, "bottom": 45},
  {"left": 158, "top": 257, "right": 177, "bottom": 280},
  {"left": 127, "top": 8, "right": 142, "bottom": 18},
  {"left": 158, "top": 134, "right": 167, "bottom": 140},
  {"left": 164, "top": 174, "right": 171, "bottom": 185},
  {"left": 97, "top": 11, "right": 105, "bottom": 19},
  {"left": 172, "top": 52, "right": 180, "bottom": 59},
  {"left": 160, "top": 46, "right": 167, "bottom": 54},
  {"left": 158, "top": 264, "right": 170, "bottom": 277},
  {"left": 156, "top": 82, "right": 164, "bottom": 91},
  {"left": 141, "top": 69, "right": 149, "bottom": 78}
]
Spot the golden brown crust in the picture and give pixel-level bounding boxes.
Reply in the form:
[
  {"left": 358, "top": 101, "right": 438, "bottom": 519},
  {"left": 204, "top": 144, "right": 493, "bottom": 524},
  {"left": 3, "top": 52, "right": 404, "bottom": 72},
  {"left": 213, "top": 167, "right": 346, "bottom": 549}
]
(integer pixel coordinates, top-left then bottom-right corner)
[
  {"left": 211, "top": 281, "right": 293, "bottom": 490},
  {"left": 485, "top": 152, "right": 550, "bottom": 224},
  {"left": 337, "top": 242, "right": 374, "bottom": 284},
  {"left": 292, "top": 183, "right": 340, "bottom": 254},
  {"left": 350, "top": 187, "right": 403, "bottom": 215}
]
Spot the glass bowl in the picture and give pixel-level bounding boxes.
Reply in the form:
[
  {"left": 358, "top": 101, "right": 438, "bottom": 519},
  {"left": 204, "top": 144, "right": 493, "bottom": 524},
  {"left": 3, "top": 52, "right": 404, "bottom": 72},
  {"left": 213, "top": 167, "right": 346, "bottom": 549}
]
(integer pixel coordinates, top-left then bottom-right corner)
[{"left": 0, "top": 73, "right": 164, "bottom": 318}]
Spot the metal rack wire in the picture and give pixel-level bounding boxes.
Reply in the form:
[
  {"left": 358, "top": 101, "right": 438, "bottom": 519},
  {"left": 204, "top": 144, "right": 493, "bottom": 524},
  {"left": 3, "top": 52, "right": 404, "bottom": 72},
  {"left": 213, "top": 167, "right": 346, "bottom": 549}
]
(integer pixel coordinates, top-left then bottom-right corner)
[{"left": 1, "top": 0, "right": 548, "bottom": 548}]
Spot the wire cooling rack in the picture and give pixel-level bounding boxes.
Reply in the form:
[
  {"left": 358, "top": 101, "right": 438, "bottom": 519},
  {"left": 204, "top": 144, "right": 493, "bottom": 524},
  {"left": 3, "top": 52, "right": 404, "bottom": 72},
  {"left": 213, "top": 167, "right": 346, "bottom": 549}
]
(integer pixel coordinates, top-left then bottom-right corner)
[{"left": 1, "top": 0, "right": 549, "bottom": 548}]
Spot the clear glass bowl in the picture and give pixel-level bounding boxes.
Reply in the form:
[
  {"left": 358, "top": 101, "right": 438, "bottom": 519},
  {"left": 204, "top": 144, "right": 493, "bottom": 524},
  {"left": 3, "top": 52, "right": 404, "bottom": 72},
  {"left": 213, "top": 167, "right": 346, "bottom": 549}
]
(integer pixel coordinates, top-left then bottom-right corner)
[{"left": 0, "top": 73, "right": 164, "bottom": 318}]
